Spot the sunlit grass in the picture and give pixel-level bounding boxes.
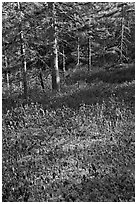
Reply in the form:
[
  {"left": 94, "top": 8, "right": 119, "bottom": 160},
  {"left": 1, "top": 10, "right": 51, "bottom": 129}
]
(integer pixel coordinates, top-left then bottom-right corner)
[
  {"left": 2, "top": 64, "right": 135, "bottom": 201},
  {"left": 3, "top": 94, "right": 135, "bottom": 201}
]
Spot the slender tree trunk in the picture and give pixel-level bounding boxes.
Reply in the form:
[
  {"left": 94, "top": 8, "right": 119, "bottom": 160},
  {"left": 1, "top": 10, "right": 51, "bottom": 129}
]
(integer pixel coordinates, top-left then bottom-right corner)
[
  {"left": 18, "top": 2, "right": 28, "bottom": 99},
  {"left": 88, "top": 35, "right": 92, "bottom": 70},
  {"left": 62, "top": 46, "right": 66, "bottom": 73},
  {"left": 120, "top": 4, "right": 127, "bottom": 64},
  {"left": 4, "top": 54, "right": 10, "bottom": 92},
  {"left": 120, "top": 16, "right": 124, "bottom": 63},
  {"left": 39, "top": 68, "right": 45, "bottom": 90},
  {"left": 77, "top": 36, "right": 80, "bottom": 66},
  {"left": 50, "top": 2, "right": 60, "bottom": 91},
  {"left": 51, "top": 36, "right": 60, "bottom": 91},
  {"left": 103, "top": 42, "right": 106, "bottom": 65},
  {"left": 19, "top": 70, "right": 22, "bottom": 91},
  {"left": 6, "top": 72, "right": 10, "bottom": 91},
  {"left": 17, "top": 50, "right": 23, "bottom": 91}
]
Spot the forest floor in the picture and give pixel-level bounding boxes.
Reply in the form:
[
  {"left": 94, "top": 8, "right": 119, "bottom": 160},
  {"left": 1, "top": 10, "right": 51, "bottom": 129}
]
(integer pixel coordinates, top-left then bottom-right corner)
[{"left": 2, "top": 64, "right": 135, "bottom": 201}]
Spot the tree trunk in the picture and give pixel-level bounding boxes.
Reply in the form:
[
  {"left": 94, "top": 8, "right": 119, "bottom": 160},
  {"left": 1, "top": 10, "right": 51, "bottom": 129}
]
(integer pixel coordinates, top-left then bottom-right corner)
[
  {"left": 19, "top": 70, "right": 22, "bottom": 91},
  {"left": 6, "top": 72, "right": 10, "bottom": 91},
  {"left": 62, "top": 46, "right": 66, "bottom": 73},
  {"left": 39, "top": 68, "right": 45, "bottom": 90},
  {"left": 88, "top": 35, "right": 92, "bottom": 70},
  {"left": 4, "top": 54, "right": 10, "bottom": 92},
  {"left": 103, "top": 42, "right": 106, "bottom": 65},
  {"left": 120, "top": 16, "right": 124, "bottom": 63},
  {"left": 50, "top": 3, "right": 60, "bottom": 92},
  {"left": 77, "top": 36, "right": 80, "bottom": 66},
  {"left": 51, "top": 38, "right": 60, "bottom": 91},
  {"left": 18, "top": 2, "right": 28, "bottom": 99}
]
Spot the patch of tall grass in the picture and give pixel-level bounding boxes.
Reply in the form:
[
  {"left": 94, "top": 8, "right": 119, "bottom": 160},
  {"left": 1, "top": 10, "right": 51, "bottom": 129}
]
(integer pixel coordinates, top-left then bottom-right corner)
[{"left": 3, "top": 96, "right": 134, "bottom": 201}]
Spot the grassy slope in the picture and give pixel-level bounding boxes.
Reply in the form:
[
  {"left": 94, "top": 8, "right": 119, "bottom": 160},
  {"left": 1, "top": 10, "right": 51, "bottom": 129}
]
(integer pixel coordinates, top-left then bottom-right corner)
[{"left": 2, "top": 65, "right": 135, "bottom": 201}]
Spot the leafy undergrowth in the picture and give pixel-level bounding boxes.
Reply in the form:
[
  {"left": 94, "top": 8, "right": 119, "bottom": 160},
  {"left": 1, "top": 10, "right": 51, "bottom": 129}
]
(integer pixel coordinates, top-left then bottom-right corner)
[{"left": 3, "top": 97, "right": 135, "bottom": 201}]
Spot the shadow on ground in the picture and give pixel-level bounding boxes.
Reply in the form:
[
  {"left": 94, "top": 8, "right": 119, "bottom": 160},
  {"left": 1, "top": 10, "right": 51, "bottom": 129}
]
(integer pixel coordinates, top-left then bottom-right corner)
[
  {"left": 2, "top": 64, "right": 135, "bottom": 113},
  {"left": 41, "top": 81, "right": 134, "bottom": 112},
  {"left": 65, "top": 64, "right": 135, "bottom": 85},
  {"left": 41, "top": 64, "right": 135, "bottom": 110}
]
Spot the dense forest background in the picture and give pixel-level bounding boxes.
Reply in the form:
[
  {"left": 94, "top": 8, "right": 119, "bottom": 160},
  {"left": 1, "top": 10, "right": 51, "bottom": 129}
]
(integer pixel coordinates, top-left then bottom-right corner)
[
  {"left": 2, "top": 2, "right": 135, "bottom": 100},
  {"left": 2, "top": 2, "right": 135, "bottom": 202}
]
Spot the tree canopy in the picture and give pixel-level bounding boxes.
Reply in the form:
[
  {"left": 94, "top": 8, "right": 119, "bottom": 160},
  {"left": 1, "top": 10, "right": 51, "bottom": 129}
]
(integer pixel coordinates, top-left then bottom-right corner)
[{"left": 2, "top": 2, "right": 135, "bottom": 96}]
